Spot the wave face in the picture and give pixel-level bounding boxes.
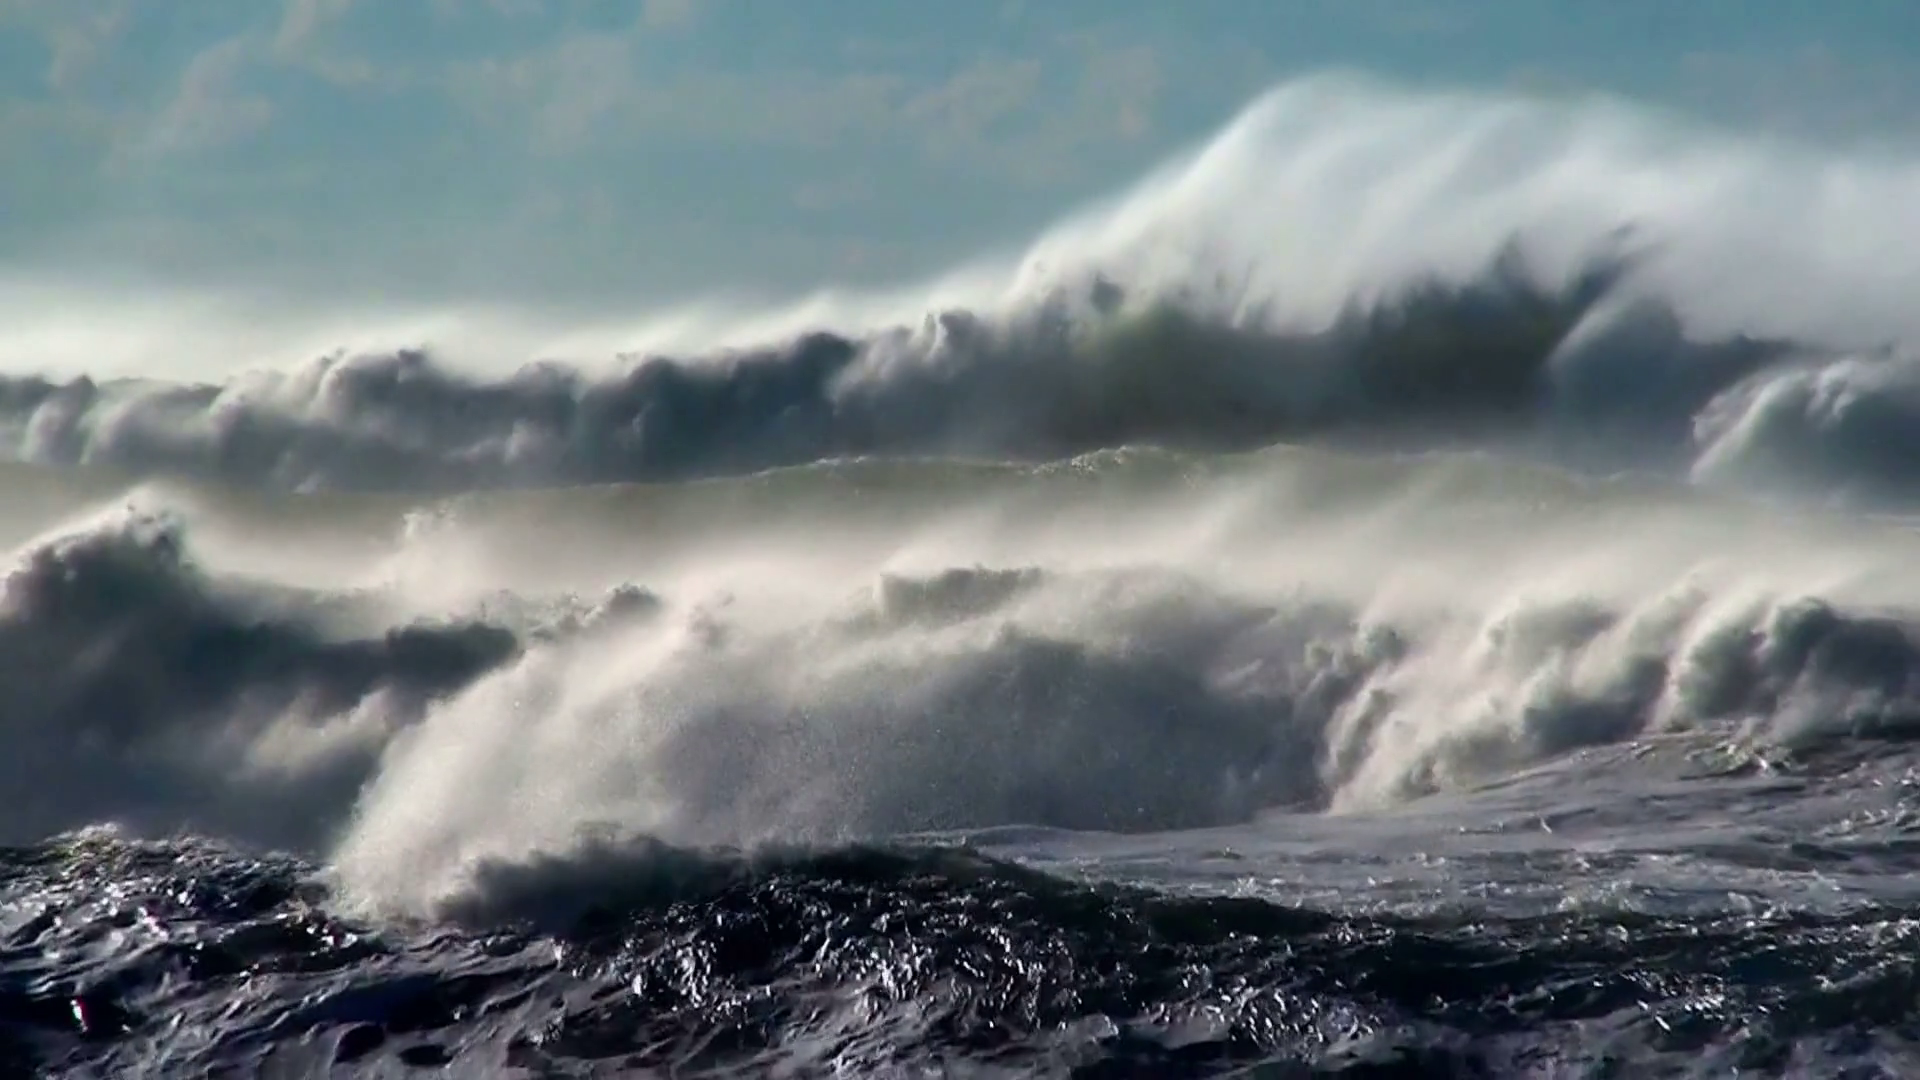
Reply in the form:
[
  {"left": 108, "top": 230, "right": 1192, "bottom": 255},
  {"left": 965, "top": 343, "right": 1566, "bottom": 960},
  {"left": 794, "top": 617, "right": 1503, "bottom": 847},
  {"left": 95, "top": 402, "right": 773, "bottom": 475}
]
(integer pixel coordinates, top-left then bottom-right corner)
[{"left": 11, "top": 75, "right": 1920, "bottom": 1075}]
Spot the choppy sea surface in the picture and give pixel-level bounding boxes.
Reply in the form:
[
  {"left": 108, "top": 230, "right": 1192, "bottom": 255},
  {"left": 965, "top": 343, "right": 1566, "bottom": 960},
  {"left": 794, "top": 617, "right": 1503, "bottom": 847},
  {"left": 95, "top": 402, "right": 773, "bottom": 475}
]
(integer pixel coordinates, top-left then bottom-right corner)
[{"left": 12, "top": 77, "right": 1920, "bottom": 1076}]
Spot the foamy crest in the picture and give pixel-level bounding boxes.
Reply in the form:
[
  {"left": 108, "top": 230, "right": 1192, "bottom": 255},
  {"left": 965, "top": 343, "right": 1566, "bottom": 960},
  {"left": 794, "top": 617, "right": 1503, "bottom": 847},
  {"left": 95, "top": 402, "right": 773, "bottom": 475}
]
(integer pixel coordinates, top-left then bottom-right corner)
[{"left": 5, "top": 77, "right": 1920, "bottom": 505}]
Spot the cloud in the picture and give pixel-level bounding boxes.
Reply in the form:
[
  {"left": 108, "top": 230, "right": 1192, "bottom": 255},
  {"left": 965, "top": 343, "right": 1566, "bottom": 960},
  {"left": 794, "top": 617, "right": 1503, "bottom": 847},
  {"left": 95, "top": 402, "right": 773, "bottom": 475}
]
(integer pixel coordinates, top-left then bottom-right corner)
[
  {"left": 792, "top": 172, "right": 874, "bottom": 212},
  {"left": 448, "top": 30, "right": 642, "bottom": 153},
  {"left": 1346, "top": 0, "right": 1478, "bottom": 38},
  {"left": 641, "top": 0, "right": 700, "bottom": 30},
  {"left": 275, "top": 0, "right": 354, "bottom": 54},
  {"left": 0, "top": 0, "right": 131, "bottom": 93},
  {"left": 528, "top": 34, "right": 638, "bottom": 149},
  {"left": 0, "top": 0, "right": 1186, "bottom": 303},
  {"left": 1676, "top": 45, "right": 1920, "bottom": 141},
  {"left": 426, "top": 0, "right": 546, "bottom": 16},
  {"left": 446, "top": 27, "right": 1160, "bottom": 188},
  {"left": 141, "top": 39, "right": 273, "bottom": 157},
  {"left": 901, "top": 43, "right": 1164, "bottom": 185},
  {"left": 449, "top": 30, "right": 908, "bottom": 155},
  {"left": 1077, "top": 44, "right": 1161, "bottom": 140},
  {"left": 903, "top": 55, "right": 1044, "bottom": 144},
  {"left": 45, "top": 5, "right": 128, "bottom": 92}
]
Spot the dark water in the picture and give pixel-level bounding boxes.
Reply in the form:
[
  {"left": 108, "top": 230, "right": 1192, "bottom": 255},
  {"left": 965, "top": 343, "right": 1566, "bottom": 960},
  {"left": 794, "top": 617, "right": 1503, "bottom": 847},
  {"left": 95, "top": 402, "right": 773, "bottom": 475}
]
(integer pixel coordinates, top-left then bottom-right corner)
[{"left": 8, "top": 730, "right": 1920, "bottom": 1077}]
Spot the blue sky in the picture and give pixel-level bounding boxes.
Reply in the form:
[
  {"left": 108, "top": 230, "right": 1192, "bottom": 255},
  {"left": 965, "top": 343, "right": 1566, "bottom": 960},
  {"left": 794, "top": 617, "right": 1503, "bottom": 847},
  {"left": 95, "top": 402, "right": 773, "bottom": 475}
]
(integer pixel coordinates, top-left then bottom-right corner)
[{"left": 4, "top": 0, "right": 1920, "bottom": 310}]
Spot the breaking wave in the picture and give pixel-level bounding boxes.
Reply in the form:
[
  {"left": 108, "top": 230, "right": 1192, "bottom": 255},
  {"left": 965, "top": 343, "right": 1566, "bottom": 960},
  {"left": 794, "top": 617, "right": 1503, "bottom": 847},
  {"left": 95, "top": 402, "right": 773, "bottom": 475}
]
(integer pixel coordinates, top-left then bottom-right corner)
[
  {"left": 2, "top": 453, "right": 1918, "bottom": 921},
  {"left": 0, "top": 265, "right": 1894, "bottom": 505},
  {"left": 7, "top": 76, "right": 1920, "bottom": 508}
]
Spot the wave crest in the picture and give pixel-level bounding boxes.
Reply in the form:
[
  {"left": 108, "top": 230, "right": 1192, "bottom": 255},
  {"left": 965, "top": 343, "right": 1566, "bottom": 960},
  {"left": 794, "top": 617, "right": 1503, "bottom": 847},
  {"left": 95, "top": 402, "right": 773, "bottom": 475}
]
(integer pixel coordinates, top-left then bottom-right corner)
[
  {"left": 15, "top": 76, "right": 1920, "bottom": 503},
  {"left": 9, "top": 264, "right": 1918, "bottom": 505}
]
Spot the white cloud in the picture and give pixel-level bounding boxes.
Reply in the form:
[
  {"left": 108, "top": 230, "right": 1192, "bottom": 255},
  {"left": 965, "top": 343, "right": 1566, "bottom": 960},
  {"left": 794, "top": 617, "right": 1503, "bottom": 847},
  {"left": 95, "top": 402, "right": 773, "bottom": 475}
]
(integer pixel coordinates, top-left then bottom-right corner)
[
  {"left": 1676, "top": 45, "right": 1920, "bottom": 141},
  {"left": 532, "top": 34, "right": 639, "bottom": 149},
  {"left": 903, "top": 55, "right": 1043, "bottom": 144},
  {"left": 45, "top": 6, "right": 127, "bottom": 92},
  {"left": 792, "top": 172, "right": 874, "bottom": 212},
  {"left": 1077, "top": 44, "right": 1161, "bottom": 140},
  {"left": 428, "top": 0, "right": 546, "bottom": 17},
  {"left": 450, "top": 31, "right": 641, "bottom": 153},
  {"left": 444, "top": 19, "right": 1160, "bottom": 186},
  {"left": 900, "top": 43, "right": 1164, "bottom": 184},
  {"left": 449, "top": 27, "right": 908, "bottom": 154},
  {"left": 641, "top": 0, "right": 699, "bottom": 30},
  {"left": 275, "top": 0, "right": 355, "bottom": 54},
  {"left": 1347, "top": 0, "right": 1477, "bottom": 38},
  {"left": 0, "top": 0, "right": 130, "bottom": 93},
  {"left": 141, "top": 39, "right": 273, "bottom": 157}
]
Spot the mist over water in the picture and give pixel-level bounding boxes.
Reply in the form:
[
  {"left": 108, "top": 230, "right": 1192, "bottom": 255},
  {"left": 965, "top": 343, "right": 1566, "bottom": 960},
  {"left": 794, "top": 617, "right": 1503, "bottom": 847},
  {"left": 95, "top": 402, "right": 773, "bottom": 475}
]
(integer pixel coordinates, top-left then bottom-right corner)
[{"left": 12, "top": 75, "right": 1920, "bottom": 1075}]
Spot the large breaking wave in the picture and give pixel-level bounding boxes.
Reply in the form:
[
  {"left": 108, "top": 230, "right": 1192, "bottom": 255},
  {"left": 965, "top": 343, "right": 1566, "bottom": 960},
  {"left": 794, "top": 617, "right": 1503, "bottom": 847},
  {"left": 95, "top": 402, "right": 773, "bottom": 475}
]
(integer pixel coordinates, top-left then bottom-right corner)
[
  {"left": 0, "top": 444, "right": 1916, "bottom": 923},
  {"left": 7, "top": 76, "right": 1920, "bottom": 506}
]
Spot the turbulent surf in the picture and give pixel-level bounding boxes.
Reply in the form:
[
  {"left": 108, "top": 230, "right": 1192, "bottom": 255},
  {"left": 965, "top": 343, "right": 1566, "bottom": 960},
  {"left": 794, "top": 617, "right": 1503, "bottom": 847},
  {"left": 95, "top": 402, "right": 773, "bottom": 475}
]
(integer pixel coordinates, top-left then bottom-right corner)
[{"left": 9, "top": 76, "right": 1920, "bottom": 1076}]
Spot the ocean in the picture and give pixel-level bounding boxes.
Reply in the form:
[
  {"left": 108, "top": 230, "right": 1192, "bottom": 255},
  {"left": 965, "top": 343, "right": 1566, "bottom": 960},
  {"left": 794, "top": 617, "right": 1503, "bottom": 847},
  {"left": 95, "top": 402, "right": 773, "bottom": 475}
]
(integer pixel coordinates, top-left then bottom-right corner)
[{"left": 8, "top": 76, "right": 1920, "bottom": 1076}]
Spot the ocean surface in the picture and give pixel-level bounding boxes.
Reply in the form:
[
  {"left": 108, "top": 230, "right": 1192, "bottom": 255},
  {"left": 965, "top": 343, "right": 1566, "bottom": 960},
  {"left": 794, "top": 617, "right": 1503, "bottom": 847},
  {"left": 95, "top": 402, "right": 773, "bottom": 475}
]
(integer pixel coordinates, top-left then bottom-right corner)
[{"left": 11, "top": 77, "right": 1920, "bottom": 1076}]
